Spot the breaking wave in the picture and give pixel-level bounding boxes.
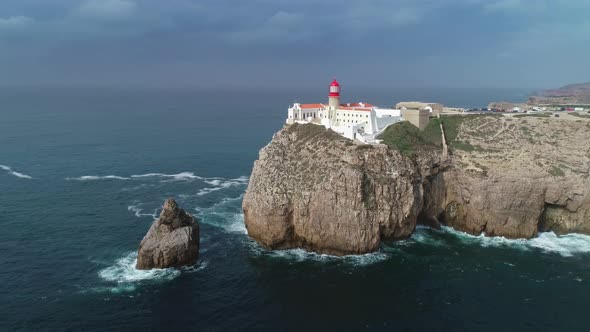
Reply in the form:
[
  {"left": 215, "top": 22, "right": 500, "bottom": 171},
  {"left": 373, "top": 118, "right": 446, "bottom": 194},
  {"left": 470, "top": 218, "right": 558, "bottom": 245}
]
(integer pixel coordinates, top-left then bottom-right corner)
[
  {"left": 66, "top": 175, "right": 130, "bottom": 181},
  {"left": 195, "top": 194, "right": 247, "bottom": 234},
  {"left": 197, "top": 176, "right": 249, "bottom": 196},
  {"left": 410, "top": 226, "right": 590, "bottom": 257},
  {"left": 95, "top": 252, "right": 208, "bottom": 294},
  {"left": 0, "top": 164, "right": 33, "bottom": 179},
  {"left": 249, "top": 243, "right": 389, "bottom": 266},
  {"left": 127, "top": 205, "right": 158, "bottom": 219},
  {"left": 98, "top": 252, "right": 181, "bottom": 284},
  {"left": 130, "top": 172, "right": 201, "bottom": 181}
]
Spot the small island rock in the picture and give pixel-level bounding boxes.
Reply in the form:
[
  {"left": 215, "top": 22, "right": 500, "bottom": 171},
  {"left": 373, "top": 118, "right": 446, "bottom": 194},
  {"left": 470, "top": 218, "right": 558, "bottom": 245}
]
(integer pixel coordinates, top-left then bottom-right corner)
[{"left": 136, "top": 198, "right": 199, "bottom": 270}]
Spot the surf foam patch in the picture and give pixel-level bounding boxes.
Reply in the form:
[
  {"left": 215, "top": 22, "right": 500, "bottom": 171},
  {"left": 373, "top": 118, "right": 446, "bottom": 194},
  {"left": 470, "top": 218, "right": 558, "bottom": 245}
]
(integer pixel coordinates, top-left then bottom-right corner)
[
  {"left": 410, "top": 226, "right": 590, "bottom": 257},
  {"left": 249, "top": 243, "right": 389, "bottom": 266},
  {"left": 131, "top": 172, "right": 201, "bottom": 181},
  {"left": 197, "top": 176, "right": 249, "bottom": 196},
  {"left": 66, "top": 175, "right": 130, "bottom": 181},
  {"left": 527, "top": 232, "right": 590, "bottom": 257},
  {"left": 127, "top": 205, "right": 158, "bottom": 219},
  {"left": 98, "top": 252, "right": 180, "bottom": 283},
  {"left": 195, "top": 194, "right": 247, "bottom": 234},
  {"left": 0, "top": 164, "right": 33, "bottom": 179}
]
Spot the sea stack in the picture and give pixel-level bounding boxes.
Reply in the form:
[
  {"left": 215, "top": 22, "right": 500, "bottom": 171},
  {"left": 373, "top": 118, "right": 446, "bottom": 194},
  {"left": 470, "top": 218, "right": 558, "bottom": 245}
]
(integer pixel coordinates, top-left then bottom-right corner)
[{"left": 136, "top": 198, "right": 199, "bottom": 270}]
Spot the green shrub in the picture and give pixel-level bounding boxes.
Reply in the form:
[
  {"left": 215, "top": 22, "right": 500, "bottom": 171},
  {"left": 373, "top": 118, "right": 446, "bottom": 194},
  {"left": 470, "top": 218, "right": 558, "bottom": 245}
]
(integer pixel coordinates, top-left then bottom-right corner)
[
  {"left": 378, "top": 121, "right": 439, "bottom": 156},
  {"left": 548, "top": 165, "right": 565, "bottom": 177}
]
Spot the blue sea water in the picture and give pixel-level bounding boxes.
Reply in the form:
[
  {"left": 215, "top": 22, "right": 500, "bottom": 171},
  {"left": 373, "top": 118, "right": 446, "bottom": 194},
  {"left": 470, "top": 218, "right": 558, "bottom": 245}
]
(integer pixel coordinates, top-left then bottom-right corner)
[{"left": 1, "top": 86, "right": 590, "bottom": 331}]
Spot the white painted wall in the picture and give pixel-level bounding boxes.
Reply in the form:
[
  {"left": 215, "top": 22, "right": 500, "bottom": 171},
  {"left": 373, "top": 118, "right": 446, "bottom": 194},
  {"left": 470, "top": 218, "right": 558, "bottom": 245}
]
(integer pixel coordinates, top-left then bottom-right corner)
[{"left": 374, "top": 108, "right": 401, "bottom": 117}]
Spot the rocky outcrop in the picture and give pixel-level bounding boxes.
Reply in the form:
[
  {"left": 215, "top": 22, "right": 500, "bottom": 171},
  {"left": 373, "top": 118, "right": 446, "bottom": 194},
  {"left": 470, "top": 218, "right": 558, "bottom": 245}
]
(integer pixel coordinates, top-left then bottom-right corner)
[
  {"left": 243, "top": 124, "right": 439, "bottom": 255},
  {"left": 136, "top": 198, "right": 199, "bottom": 269},
  {"left": 244, "top": 116, "right": 590, "bottom": 255}
]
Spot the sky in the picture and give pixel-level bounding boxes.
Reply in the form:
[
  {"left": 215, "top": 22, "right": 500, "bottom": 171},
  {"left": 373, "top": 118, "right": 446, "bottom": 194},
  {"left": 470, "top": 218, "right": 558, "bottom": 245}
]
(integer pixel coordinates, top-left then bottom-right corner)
[{"left": 0, "top": 0, "right": 589, "bottom": 89}]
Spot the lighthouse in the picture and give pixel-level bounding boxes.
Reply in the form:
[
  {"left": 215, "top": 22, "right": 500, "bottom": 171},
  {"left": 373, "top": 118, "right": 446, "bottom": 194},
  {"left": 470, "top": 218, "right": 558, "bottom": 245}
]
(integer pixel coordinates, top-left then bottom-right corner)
[{"left": 328, "top": 79, "right": 341, "bottom": 108}]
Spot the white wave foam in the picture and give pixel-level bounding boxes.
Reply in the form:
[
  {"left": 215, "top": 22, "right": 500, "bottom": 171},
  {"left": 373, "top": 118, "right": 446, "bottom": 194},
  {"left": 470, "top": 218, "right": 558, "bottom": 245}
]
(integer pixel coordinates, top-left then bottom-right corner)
[
  {"left": 130, "top": 172, "right": 201, "bottom": 181},
  {"left": 127, "top": 205, "right": 158, "bottom": 219},
  {"left": 182, "top": 260, "right": 208, "bottom": 273},
  {"left": 413, "top": 226, "right": 590, "bottom": 257},
  {"left": 198, "top": 176, "right": 249, "bottom": 196},
  {"left": 98, "top": 252, "right": 181, "bottom": 283},
  {"left": 66, "top": 175, "right": 130, "bottom": 181},
  {"left": 0, "top": 164, "right": 33, "bottom": 179},
  {"left": 528, "top": 232, "right": 590, "bottom": 257},
  {"left": 201, "top": 211, "right": 247, "bottom": 234},
  {"left": 195, "top": 194, "right": 247, "bottom": 233},
  {"left": 249, "top": 243, "right": 389, "bottom": 266}
]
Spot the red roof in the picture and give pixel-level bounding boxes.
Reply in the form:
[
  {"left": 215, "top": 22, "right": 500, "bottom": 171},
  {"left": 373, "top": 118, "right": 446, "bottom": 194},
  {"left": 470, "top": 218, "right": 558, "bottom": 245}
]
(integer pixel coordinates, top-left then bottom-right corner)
[
  {"left": 330, "top": 79, "right": 340, "bottom": 87},
  {"left": 299, "top": 103, "right": 325, "bottom": 109},
  {"left": 338, "top": 106, "right": 372, "bottom": 112},
  {"left": 340, "top": 102, "right": 374, "bottom": 108}
]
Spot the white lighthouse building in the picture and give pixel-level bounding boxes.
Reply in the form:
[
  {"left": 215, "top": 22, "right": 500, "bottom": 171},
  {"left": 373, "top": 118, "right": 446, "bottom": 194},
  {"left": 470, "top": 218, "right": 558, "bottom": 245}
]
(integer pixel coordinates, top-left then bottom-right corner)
[{"left": 286, "top": 79, "right": 401, "bottom": 143}]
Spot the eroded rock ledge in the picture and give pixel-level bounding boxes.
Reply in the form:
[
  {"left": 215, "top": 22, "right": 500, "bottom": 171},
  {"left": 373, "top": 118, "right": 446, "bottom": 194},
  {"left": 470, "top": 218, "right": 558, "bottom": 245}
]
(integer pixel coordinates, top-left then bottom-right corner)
[{"left": 243, "top": 118, "right": 590, "bottom": 255}]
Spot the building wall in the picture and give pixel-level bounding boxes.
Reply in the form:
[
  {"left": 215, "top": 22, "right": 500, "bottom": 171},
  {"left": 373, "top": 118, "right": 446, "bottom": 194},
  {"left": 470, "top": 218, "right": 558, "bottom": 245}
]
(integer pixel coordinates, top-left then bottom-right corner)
[
  {"left": 396, "top": 102, "right": 444, "bottom": 115},
  {"left": 374, "top": 108, "right": 401, "bottom": 117},
  {"left": 402, "top": 109, "right": 430, "bottom": 130},
  {"left": 287, "top": 104, "right": 322, "bottom": 124},
  {"left": 335, "top": 110, "right": 371, "bottom": 130}
]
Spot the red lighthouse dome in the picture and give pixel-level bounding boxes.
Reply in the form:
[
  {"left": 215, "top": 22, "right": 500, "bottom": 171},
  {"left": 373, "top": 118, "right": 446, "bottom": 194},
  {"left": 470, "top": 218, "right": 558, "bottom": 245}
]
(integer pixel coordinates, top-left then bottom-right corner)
[{"left": 329, "top": 79, "right": 340, "bottom": 97}]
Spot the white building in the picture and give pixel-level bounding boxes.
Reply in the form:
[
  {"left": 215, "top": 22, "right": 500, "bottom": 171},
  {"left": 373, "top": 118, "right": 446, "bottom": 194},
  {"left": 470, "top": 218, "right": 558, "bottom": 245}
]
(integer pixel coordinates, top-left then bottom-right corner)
[{"left": 286, "top": 79, "right": 401, "bottom": 142}]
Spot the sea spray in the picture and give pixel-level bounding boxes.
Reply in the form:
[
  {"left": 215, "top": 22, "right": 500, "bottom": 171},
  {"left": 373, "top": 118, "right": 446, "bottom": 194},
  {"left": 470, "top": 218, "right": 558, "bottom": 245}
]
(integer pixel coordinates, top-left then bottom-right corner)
[
  {"left": 247, "top": 241, "right": 390, "bottom": 266},
  {"left": 98, "top": 252, "right": 180, "bottom": 283},
  {"left": 407, "top": 226, "right": 590, "bottom": 257},
  {"left": 0, "top": 164, "right": 33, "bottom": 179}
]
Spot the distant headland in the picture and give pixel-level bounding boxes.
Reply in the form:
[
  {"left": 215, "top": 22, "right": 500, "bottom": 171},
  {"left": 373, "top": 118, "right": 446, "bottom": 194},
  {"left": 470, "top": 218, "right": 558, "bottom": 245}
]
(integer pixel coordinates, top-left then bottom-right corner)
[{"left": 490, "top": 82, "right": 590, "bottom": 112}]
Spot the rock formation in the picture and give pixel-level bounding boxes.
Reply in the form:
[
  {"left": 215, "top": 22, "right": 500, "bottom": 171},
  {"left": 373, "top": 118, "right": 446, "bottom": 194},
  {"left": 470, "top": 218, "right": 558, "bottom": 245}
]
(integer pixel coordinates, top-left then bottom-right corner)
[
  {"left": 243, "top": 124, "right": 437, "bottom": 255},
  {"left": 431, "top": 114, "right": 590, "bottom": 238},
  {"left": 136, "top": 198, "right": 199, "bottom": 269},
  {"left": 244, "top": 116, "right": 590, "bottom": 255}
]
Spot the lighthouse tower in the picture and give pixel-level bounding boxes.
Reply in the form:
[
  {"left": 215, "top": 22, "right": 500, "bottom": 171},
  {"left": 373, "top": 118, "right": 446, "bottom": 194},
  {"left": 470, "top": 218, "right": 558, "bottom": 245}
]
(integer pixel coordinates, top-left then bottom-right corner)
[{"left": 328, "top": 79, "right": 341, "bottom": 108}]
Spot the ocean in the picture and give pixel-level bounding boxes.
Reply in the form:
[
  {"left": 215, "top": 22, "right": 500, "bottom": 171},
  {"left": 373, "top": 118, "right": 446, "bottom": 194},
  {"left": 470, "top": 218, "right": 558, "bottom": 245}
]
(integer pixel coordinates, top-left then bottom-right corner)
[{"left": 1, "top": 86, "right": 589, "bottom": 331}]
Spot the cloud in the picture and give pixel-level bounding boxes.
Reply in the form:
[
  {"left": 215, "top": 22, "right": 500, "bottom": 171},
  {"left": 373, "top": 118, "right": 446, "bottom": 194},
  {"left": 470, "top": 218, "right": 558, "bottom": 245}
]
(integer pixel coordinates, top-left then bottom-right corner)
[
  {"left": 484, "top": 0, "right": 524, "bottom": 12},
  {"left": 0, "top": 0, "right": 589, "bottom": 88},
  {"left": 73, "top": 0, "right": 137, "bottom": 20},
  {"left": 225, "top": 10, "right": 309, "bottom": 44},
  {"left": 0, "top": 16, "right": 34, "bottom": 30}
]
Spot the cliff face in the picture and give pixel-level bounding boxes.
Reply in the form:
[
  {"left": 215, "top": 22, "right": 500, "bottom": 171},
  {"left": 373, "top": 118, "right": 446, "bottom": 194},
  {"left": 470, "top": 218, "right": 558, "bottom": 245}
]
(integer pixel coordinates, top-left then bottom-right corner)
[
  {"left": 435, "top": 115, "right": 590, "bottom": 237},
  {"left": 244, "top": 117, "right": 590, "bottom": 255},
  {"left": 243, "top": 124, "right": 440, "bottom": 255}
]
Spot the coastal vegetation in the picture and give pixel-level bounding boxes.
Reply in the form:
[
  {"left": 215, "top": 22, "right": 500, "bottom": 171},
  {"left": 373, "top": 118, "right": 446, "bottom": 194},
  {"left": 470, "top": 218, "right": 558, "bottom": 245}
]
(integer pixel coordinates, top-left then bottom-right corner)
[
  {"left": 378, "top": 120, "right": 441, "bottom": 155},
  {"left": 378, "top": 115, "right": 499, "bottom": 155}
]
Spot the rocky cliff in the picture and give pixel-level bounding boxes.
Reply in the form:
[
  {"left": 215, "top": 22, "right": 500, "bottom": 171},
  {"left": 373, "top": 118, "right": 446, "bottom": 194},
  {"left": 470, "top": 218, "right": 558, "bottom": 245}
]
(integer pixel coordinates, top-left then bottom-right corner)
[
  {"left": 435, "top": 114, "right": 590, "bottom": 237},
  {"left": 243, "top": 117, "right": 590, "bottom": 255},
  {"left": 136, "top": 198, "right": 200, "bottom": 269}
]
